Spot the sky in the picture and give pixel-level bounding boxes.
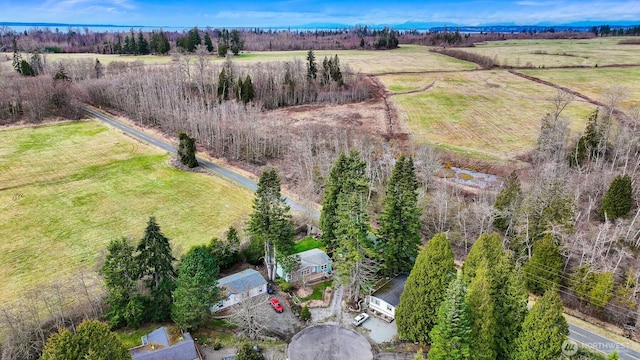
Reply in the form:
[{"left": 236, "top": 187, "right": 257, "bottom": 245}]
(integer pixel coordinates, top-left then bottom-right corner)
[{"left": 1, "top": 0, "right": 640, "bottom": 28}]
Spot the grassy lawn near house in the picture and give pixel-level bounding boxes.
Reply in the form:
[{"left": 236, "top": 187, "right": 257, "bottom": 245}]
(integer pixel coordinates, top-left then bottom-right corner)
[
  {"left": 0, "top": 121, "right": 253, "bottom": 308},
  {"left": 294, "top": 237, "right": 325, "bottom": 253},
  {"left": 301, "top": 281, "right": 333, "bottom": 301}
]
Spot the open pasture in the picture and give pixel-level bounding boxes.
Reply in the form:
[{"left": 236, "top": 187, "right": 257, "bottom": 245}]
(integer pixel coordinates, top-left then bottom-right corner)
[
  {"left": 463, "top": 37, "right": 640, "bottom": 68},
  {"left": 520, "top": 67, "right": 640, "bottom": 109},
  {"left": 0, "top": 121, "right": 253, "bottom": 305},
  {"left": 1, "top": 45, "right": 476, "bottom": 75},
  {"left": 386, "top": 70, "right": 596, "bottom": 160}
]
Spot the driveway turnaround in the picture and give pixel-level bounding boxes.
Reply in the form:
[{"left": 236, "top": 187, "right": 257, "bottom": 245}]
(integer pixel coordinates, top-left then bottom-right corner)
[{"left": 288, "top": 323, "right": 373, "bottom": 360}]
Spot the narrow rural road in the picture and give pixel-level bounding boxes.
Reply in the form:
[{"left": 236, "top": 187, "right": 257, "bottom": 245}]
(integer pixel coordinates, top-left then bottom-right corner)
[
  {"left": 569, "top": 323, "right": 640, "bottom": 359},
  {"left": 84, "top": 107, "right": 640, "bottom": 358},
  {"left": 82, "top": 106, "right": 320, "bottom": 220}
]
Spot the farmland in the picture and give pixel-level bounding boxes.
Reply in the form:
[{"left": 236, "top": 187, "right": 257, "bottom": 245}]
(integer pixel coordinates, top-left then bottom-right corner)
[
  {"left": 0, "top": 121, "right": 253, "bottom": 305},
  {"left": 462, "top": 37, "right": 640, "bottom": 68},
  {"left": 381, "top": 70, "right": 596, "bottom": 161}
]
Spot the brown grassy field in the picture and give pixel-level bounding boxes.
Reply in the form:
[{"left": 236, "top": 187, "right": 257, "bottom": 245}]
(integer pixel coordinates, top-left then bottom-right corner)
[
  {"left": 520, "top": 67, "right": 640, "bottom": 109},
  {"left": 384, "top": 70, "right": 596, "bottom": 161},
  {"left": 0, "top": 121, "right": 253, "bottom": 306},
  {"left": 1, "top": 44, "right": 476, "bottom": 74},
  {"left": 462, "top": 37, "right": 640, "bottom": 68}
]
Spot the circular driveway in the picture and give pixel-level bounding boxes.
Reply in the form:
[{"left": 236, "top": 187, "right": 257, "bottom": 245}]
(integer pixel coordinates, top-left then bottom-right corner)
[{"left": 287, "top": 323, "right": 373, "bottom": 360}]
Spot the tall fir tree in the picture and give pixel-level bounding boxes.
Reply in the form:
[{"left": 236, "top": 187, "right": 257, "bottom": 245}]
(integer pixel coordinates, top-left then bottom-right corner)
[
  {"left": 493, "top": 254, "right": 529, "bottom": 359},
  {"left": 523, "top": 233, "right": 564, "bottom": 295},
  {"left": 177, "top": 131, "right": 198, "bottom": 168},
  {"left": 136, "top": 216, "right": 176, "bottom": 322},
  {"left": 428, "top": 276, "right": 472, "bottom": 360},
  {"left": 462, "top": 232, "right": 504, "bottom": 283},
  {"left": 204, "top": 31, "right": 214, "bottom": 52},
  {"left": 396, "top": 233, "right": 456, "bottom": 344},
  {"left": 247, "top": 168, "right": 295, "bottom": 281},
  {"left": 466, "top": 262, "right": 497, "bottom": 360},
  {"left": 306, "top": 50, "right": 317, "bottom": 80},
  {"left": 513, "top": 290, "right": 569, "bottom": 360},
  {"left": 600, "top": 174, "right": 633, "bottom": 220},
  {"left": 377, "top": 155, "right": 422, "bottom": 276},
  {"left": 320, "top": 151, "right": 367, "bottom": 256},
  {"left": 99, "top": 237, "right": 145, "bottom": 328},
  {"left": 171, "top": 246, "right": 221, "bottom": 330},
  {"left": 333, "top": 179, "right": 377, "bottom": 303},
  {"left": 492, "top": 171, "right": 522, "bottom": 235}
]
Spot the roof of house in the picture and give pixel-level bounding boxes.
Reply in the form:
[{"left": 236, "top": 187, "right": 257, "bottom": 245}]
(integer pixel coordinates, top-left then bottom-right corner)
[
  {"left": 298, "top": 248, "right": 330, "bottom": 268},
  {"left": 371, "top": 274, "right": 408, "bottom": 307},
  {"left": 130, "top": 327, "right": 199, "bottom": 360},
  {"left": 218, "top": 268, "right": 267, "bottom": 295}
]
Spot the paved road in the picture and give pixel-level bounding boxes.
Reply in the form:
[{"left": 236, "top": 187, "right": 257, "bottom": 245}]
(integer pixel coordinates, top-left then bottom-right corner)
[
  {"left": 82, "top": 106, "right": 320, "bottom": 220},
  {"left": 569, "top": 323, "right": 640, "bottom": 359}
]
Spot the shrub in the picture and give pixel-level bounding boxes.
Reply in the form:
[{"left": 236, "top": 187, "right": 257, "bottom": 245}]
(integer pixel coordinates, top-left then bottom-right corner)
[{"left": 300, "top": 305, "right": 311, "bottom": 321}]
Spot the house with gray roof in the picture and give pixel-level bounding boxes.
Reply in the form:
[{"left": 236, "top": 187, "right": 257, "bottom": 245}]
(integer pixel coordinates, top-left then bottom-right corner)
[
  {"left": 367, "top": 274, "right": 408, "bottom": 321},
  {"left": 213, "top": 268, "right": 268, "bottom": 312},
  {"left": 275, "top": 248, "right": 332, "bottom": 283},
  {"left": 129, "top": 326, "right": 201, "bottom": 360}
]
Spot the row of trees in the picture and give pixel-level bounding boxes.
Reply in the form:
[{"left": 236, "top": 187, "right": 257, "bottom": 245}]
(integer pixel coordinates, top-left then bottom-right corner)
[{"left": 397, "top": 232, "right": 571, "bottom": 360}]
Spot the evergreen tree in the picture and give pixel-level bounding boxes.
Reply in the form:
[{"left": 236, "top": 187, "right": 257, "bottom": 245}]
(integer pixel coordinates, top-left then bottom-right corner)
[
  {"left": 396, "top": 233, "right": 456, "bottom": 344},
  {"left": 329, "top": 54, "right": 344, "bottom": 85},
  {"left": 208, "top": 236, "right": 241, "bottom": 271},
  {"left": 462, "top": 232, "right": 504, "bottom": 283},
  {"left": 493, "top": 255, "right": 528, "bottom": 359},
  {"left": 137, "top": 30, "right": 149, "bottom": 55},
  {"left": 172, "top": 246, "right": 221, "bottom": 330},
  {"left": 136, "top": 216, "right": 176, "bottom": 322},
  {"left": 217, "top": 39, "right": 228, "bottom": 57},
  {"left": 513, "top": 290, "right": 569, "bottom": 360},
  {"left": 600, "top": 174, "right": 633, "bottom": 220},
  {"left": 428, "top": 276, "right": 471, "bottom": 360},
  {"left": 241, "top": 75, "right": 255, "bottom": 104},
  {"left": 41, "top": 320, "right": 131, "bottom": 360},
  {"left": 333, "top": 178, "right": 376, "bottom": 303},
  {"left": 377, "top": 155, "right": 422, "bottom": 276},
  {"left": 187, "top": 27, "right": 201, "bottom": 52},
  {"left": 523, "top": 234, "right": 564, "bottom": 295},
  {"left": 306, "top": 50, "right": 317, "bottom": 80},
  {"left": 94, "top": 59, "right": 103, "bottom": 79},
  {"left": 466, "top": 263, "right": 497, "bottom": 360},
  {"left": 320, "top": 151, "right": 367, "bottom": 256},
  {"left": 247, "top": 169, "right": 295, "bottom": 281},
  {"left": 99, "top": 237, "right": 145, "bottom": 328},
  {"left": 177, "top": 132, "right": 198, "bottom": 168},
  {"left": 492, "top": 171, "right": 522, "bottom": 235},
  {"left": 230, "top": 29, "right": 244, "bottom": 55},
  {"left": 217, "top": 67, "right": 232, "bottom": 100},
  {"left": 204, "top": 31, "right": 214, "bottom": 52}
]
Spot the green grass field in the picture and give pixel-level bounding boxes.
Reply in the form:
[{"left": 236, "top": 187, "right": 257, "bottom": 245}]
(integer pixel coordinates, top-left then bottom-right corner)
[
  {"left": 0, "top": 121, "right": 253, "bottom": 305},
  {"left": 463, "top": 37, "right": 640, "bottom": 68},
  {"left": 520, "top": 67, "right": 640, "bottom": 109},
  {"left": 386, "top": 70, "right": 596, "bottom": 160}
]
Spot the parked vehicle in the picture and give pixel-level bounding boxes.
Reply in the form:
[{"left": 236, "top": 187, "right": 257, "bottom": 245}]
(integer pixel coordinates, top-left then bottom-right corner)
[
  {"left": 270, "top": 298, "right": 284, "bottom": 313},
  {"left": 352, "top": 312, "right": 369, "bottom": 326}
]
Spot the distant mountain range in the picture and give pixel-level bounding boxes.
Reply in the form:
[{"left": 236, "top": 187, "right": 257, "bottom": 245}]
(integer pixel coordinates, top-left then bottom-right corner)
[{"left": 1, "top": 21, "right": 639, "bottom": 32}]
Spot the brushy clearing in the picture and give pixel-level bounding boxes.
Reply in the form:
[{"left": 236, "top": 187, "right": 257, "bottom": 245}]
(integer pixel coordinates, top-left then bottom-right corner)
[
  {"left": 463, "top": 37, "right": 640, "bottom": 68},
  {"left": 389, "top": 70, "right": 595, "bottom": 160},
  {"left": 0, "top": 121, "right": 253, "bottom": 305},
  {"left": 520, "top": 67, "right": 640, "bottom": 109}
]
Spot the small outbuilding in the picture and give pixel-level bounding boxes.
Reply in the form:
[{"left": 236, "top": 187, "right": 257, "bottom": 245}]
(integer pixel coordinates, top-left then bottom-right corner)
[
  {"left": 367, "top": 274, "right": 408, "bottom": 321},
  {"left": 213, "top": 268, "right": 268, "bottom": 312}
]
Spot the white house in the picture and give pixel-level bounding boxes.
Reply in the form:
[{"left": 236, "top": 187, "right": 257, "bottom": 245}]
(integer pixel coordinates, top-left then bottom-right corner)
[
  {"left": 367, "top": 274, "right": 408, "bottom": 321},
  {"left": 276, "top": 248, "right": 332, "bottom": 282},
  {"left": 213, "top": 269, "right": 267, "bottom": 312}
]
